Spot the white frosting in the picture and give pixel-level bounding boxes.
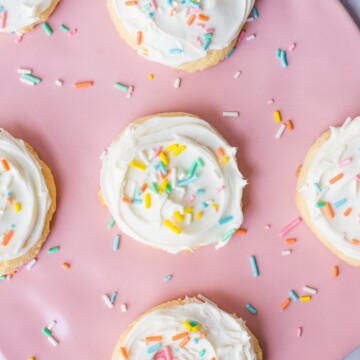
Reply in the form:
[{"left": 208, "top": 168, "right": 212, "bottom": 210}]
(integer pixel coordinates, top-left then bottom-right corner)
[
  {"left": 119, "top": 296, "right": 257, "bottom": 360},
  {"left": 299, "top": 117, "right": 360, "bottom": 260},
  {"left": 0, "top": 0, "right": 52, "bottom": 33},
  {"left": 0, "top": 129, "right": 51, "bottom": 262},
  {"left": 111, "top": 0, "right": 254, "bottom": 67},
  {"left": 100, "top": 114, "right": 246, "bottom": 254}
]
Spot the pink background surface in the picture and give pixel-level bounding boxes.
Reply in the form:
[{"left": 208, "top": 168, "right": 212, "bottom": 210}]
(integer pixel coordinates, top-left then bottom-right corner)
[{"left": 0, "top": 0, "right": 359, "bottom": 359}]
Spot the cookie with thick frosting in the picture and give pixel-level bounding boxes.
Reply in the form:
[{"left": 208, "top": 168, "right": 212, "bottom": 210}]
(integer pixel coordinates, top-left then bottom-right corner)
[
  {"left": 100, "top": 112, "right": 246, "bottom": 254},
  {"left": 112, "top": 296, "right": 262, "bottom": 360},
  {"left": 0, "top": 0, "right": 60, "bottom": 34},
  {"left": 0, "top": 129, "right": 56, "bottom": 275},
  {"left": 108, "top": 0, "right": 254, "bottom": 72},
  {"left": 296, "top": 116, "right": 360, "bottom": 266}
]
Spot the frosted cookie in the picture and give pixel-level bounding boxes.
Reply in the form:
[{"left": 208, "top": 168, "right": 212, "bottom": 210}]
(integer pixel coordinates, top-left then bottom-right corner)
[
  {"left": 112, "top": 296, "right": 263, "bottom": 360},
  {"left": 0, "top": 129, "right": 56, "bottom": 275},
  {"left": 108, "top": 0, "right": 254, "bottom": 72},
  {"left": 0, "top": 0, "right": 60, "bottom": 34},
  {"left": 296, "top": 117, "right": 360, "bottom": 266},
  {"left": 100, "top": 112, "right": 246, "bottom": 254}
]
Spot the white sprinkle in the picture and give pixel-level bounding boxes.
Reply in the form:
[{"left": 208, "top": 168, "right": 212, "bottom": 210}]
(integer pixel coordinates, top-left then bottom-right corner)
[
  {"left": 265, "top": 224, "right": 271, "bottom": 230},
  {"left": 174, "top": 78, "right": 181, "bottom": 88},
  {"left": 47, "top": 320, "right": 57, "bottom": 330},
  {"left": 128, "top": 86, "right": 134, "bottom": 94},
  {"left": 288, "top": 43, "right": 296, "bottom": 51},
  {"left": 342, "top": 117, "right": 352, "bottom": 130},
  {"left": 171, "top": 167, "right": 177, "bottom": 188},
  {"left": 267, "top": 99, "right": 274, "bottom": 104},
  {"left": 47, "top": 335, "right": 59, "bottom": 347},
  {"left": 303, "top": 285, "right": 317, "bottom": 295},
  {"left": 233, "top": 70, "right": 241, "bottom": 79},
  {"left": 126, "top": 93, "right": 132, "bottom": 99},
  {"left": 246, "top": 16, "right": 255, "bottom": 22},
  {"left": 102, "top": 294, "right": 113, "bottom": 308},
  {"left": 282, "top": 249, "right": 292, "bottom": 256},
  {"left": 20, "top": 77, "right": 35, "bottom": 86},
  {"left": 17, "top": 68, "right": 32, "bottom": 74},
  {"left": 121, "top": 303, "right": 128, "bottom": 312},
  {"left": 138, "top": 150, "right": 149, "bottom": 165},
  {"left": 185, "top": 213, "right": 192, "bottom": 225},
  {"left": 198, "top": 294, "right": 217, "bottom": 307},
  {"left": 55, "top": 79, "right": 63, "bottom": 87},
  {"left": 275, "top": 124, "right": 286, "bottom": 139},
  {"left": 223, "top": 111, "right": 239, "bottom": 117},
  {"left": 164, "top": 274, "right": 173, "bottom": 282},
  {"left": 246, "top": 34, "right": 256, "bottom": 41},
  {"left": 26, "top": 258, "right": 37, "bottom": 270},
  {"left": 297, "top": 327, "right": 302, "bottom": 337}
]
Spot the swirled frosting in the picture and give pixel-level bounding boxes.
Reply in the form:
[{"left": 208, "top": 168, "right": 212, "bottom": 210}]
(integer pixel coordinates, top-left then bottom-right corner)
[
  {"left": 0, "top": 0, "right": 52, "bottom": 33},
  {"left": 117, "top": 296, "right": 257, "bottom": 360},
  {"left": 100, "top": 114, "right": 246, "bottom": 253},
  {"left": 111, "top": 0, "right": 254, "bottom": 68},
  {"left": 299, "top": 117, "right": 360, "bottom": 261},
  {"left": 0, "top": 129, "right": 51, "bottom": 262}
]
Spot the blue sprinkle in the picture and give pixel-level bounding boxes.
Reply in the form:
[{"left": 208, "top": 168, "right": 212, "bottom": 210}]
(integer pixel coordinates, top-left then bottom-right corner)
[
  {"left": 113, "top": 235, "right": 120, "bottom": 251},
  {"left": 196, "top": 189, "right": 205, "bottom": 195},
  {"left": 164, "top": 274, "right": 173, "bottom": 282},
  {"left": 10, "top": 224, "right": 15, "bottom": 229},
  {"left": 289, "top": 290, "right": 299, "bottom": 302},
  {"left": 0, "top": 6, "right": 3, "bottom": 12},
  {"left": 169, "top": 48, "right": 183, "bottom": 55},
  {"left": 107, "top": 217, "right": 115, "bottom": 229},
  {"left": 159, "top": 161, "right": 167, "bottom": 175},
  {"left": 131, "top": 199, "right": 142, "bottom": 205},
  {"left": 147, "top": 343, "right": 162, "bottom": 354},
  {"left": 250, "top": 255, "right": 259, "bottom": 278},
  {"left": 226, "top": 47, "right": 235, "bottom": 58},
  {"left": 178, "top": 174, "right": 199, "bottom": 187},
  {"left": 110, "top": 291, "right": 118, "bottom": 303},
  {"left": 201, "top": 202, "right": 209, "bottom": 208},
  {"left": 252, "top": 6, "right": 259, "bottom": 19},
  {"left": 203, "top": 38, "right": 211, "bottom": 51},
  {"left": 246, "top": 304, "right": 257, "bottom": 315},
  {"left": 280, "top": 50, "right": 288, "bottom": 68},
  {"left": 193, "top": 338, "right": 199, "bottom": 344},
  {"left": 334, "top": 198, "right": 347, "bottom": 208},
  {"left": 314, "top": 183, "right": 322, "bottom": 192},
  {"left": 218, "top": 216, "right": 234, "bottom": 225}
]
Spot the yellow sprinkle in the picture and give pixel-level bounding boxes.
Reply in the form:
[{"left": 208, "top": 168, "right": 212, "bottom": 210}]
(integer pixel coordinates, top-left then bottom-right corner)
[
  {"left": 148, "top": 74, "right": 154, "bottom": 80},
  {"left": 159, "top": 152, "right": 169, "bottom": 166},
  {"left": 183, "top": 321, "right": 201, "bottom": 332},
  {"left": 172, "top": 145, "right": 186, "bottom": 157},
  {"left": 29, "top": 357, "right": 36, "bottom": 360},
  {"left": 14, "top": 202, "right": 21, "bottom": 212},
  {"left": 161, "top": 179, "right": 167, "bottom": 190},
  {"left": 144, "top": 193, "right": 151, "bottom": 209},
  {"left": 300, "top": 295, "right": 311, "bottom": 302},
  {"left": 173, "top": 211, "right": 184, "bottom": 222},
  {"left": 222, "top": 156, "right": 229, "bottom": 163},
  {"left": 211, "top": 204, "right": 218, "bottom": 211},
  {"left": 274, "top": 110, "right": 282, "bottom": 124},
  {"left": 164, "top": 220, "right": 181, "bottom": 234},
  {"left": 166, "top": 144, "right": 179, "bottom": 152},
  {"left": 130, "top": 160, "right": 147, "bottom": 171},
  {"left": 184, "top": 207, "right": 193, "bottom": 214},
  {"left": 195, "top": 212, "right": 203, "bottom": 220}
]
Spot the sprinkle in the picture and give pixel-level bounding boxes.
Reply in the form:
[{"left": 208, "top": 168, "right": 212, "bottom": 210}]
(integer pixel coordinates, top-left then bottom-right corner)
[
  {"left": 325, "top": 202, "right": 334, "bottom": 218},
  {"left": 187, "top": 161, "right": 198, "bottom": 178},
  {"left": 173, "top": 145, "right": 186, "bottom": 157},
  {"left": 198, "top": 14, "right": 209, "bottom": 21},
  {"left": 174, "top": 78, "right": 181, "bottom": 88},
  {"left": 252, "top": 6, "right": 259, "bottom": 18},
  {"left": 60, "top": 24, "right": 70, "bottom": 32},
  {"left": 281, "top": 298, "right": 291, "bottom": 310},
  {"left": 278, "top": 217, "right": 302, "bottom": 237},
  {"left": 113, "top": 234, "right": 121, "bottom": 251},
  {"left": 196, "top": 189, "right": 205, "bottom": 195},
  {"left": 314, "top": 183, "right": 322, "bottom": 192},
  {"left": 280, "top": 51, "right": 288, "bottom": 67},
  {"left": 47, "top": 320, "right": 57, "bottom": 330},
  {"left": 47, "top": 335, "right": 59, "bottom": 347},
  {"left": 20, "top": 77, "right": 36, "bottom": 86},
  {"left": 316, "top": 201, "right": 326, "bottom": 208},
  {"left": 187, "top": 14, "right": 195, "bottom": 25},
  {"left": 267, "top": 99, "right": 274, "bottom": 104},
  {"left": 343, "top": 208, "right": 351, "bottom": 216},
  {"left": 216, "top": 185, "right": 225, "bottom": 192},
  {"left": 332, "top": 265, "right": 339, "bottom": 278},
  {"left": 14, "top": 202, "right": 21, "bottom": 212},
  {"left": 245, "top": 304, "right": 257, "bottom": 314},
  {"left": 136, "top": 31, "right": 142, "bottom": 45},
  {"left": 169, "top": 48, "right": 183, "bottom": 54},
  {"left": 1, "top": 159, "right": 10, "bottom": 171},
  {"left": 297, "top": 327, "right": 302, "bottom": 337},
  {"left": 151, "top": 182, "right": 159, "bottom": 194},
  {"left": 121, "top": 303, "right": 128, "bottom": 312},
  {"left": 172, "top": 332, "right": 188, "bottom": 341},
  {"left": 42, "top": 22, "right": 53, "bottom": 35},
  {"left": 179, "top": 337, "right": 190, "bottom": 348},
  {"left": 26, "top": 258, "right": 37, "bottom": 270},
  {"left": 173, "top": 211, "right": 184, "bottom": 222},
  {"left": 68, "top": 28, "right": 77, "bottom": 36},
  {"left": 102, "top": 294, "right": 113, "bottom": 308},
  {"left": 148, "top": 74, "right": 154, "bottom": 80},
  {"left": 249, "top": 255, "right": 259, "bottom": 278},
  {"left": 303, "top": 285, "right": 317, "bottom": 295},
  {"left": 195, "top": 212, "right": 203, "bottom": 220},
  {"left": 23, "top": 73, "right": 41, "bottom": 84},
  {"left": 288, "top": 43, "right": 296, "bottom": 51},
  {"left": 217, "top": 147, "right": 226, "bottom": 157},
  {"left": 164, "top": 274, "right": 173, "bottom": 282},
  {"left": 275, "top": 124, "right": 286, "bottom": 139},
  {"left": 0, "top": 10, "right": 7, "bottom": 29},
  {"left": 146, "top": 336, "right": 163, "bottom": 342},
  {"left": 337, "top": 158, "right": 352, "bottom": 167},
  {"left": 125, "top": 0, "right": 138, "bottom": 4},
  {"left": 234, "top": 70, "right": 241, "bottom": 79},
  {"left": 17, "top": 68, "right": 32, "bottom": 74},
  {"left": 110, "top": 291, "right": 117, "bottom": 304},
  {"left": 284, "top": 237, "right": 297, "bottom": 245},
  {"left": 223, "top": 111, "right": 239, "bottom": 117},
  {"left": 274, "top": 110, "right": 282, "bottom": 123},
  {"left": 164, "top": 220, "right": 181, "bottom": 234},
  {"left": 120, "top": 347, "right": 128, "bottom": 359},
  {"left": 286, "top": 120, "right": 294, "bottom": 130},
  {"left": 329, "top": 173, "right": 344, "bottom": 184},
  {"left": 107, "top": 217, "right": 115, "bottom": 228},
  {"left": 43, "top": 327, "right": 52, "bottom": 337},
  {"left": 300, "top": 295, "right": 311, "bottom": 302},
  {"left": 1, "top": 230, "right": 13, "bottom": 246},
  {"left": 235, "top": 228, "right": 247, "bottom": 235},
  {"left": 334, "top": 198, "right": 347, "bottom": 208},
  {"left": 62, "top": 262, "right": 71, "bottom": 270},
  {"left": 74, "top": 81, "right": 93, "bottom": 88},
  {"left": 114, "top": 82, "right": 129, "bottom": 92},
  {"left": 218, "top": 216, "right": 234, "bottom": 225},
  {"left": 289, "top": 290, "right": 299, "bottom": 301},
  {"left": 130, "top": 160, "right": 147, "bottom": 171},
  {"left": 221, "top": 228, "right": 236, "bottom": 242},
  {"left": 55, "top": 79, "right": 63, "bottom": 87},
  {"left": 246, "top": 34, "right": 256, "bottom": 41},
  {"left": 178, "top": 174, "right": 198, "bottom": 187},
  {"left": 47, "top": 246, "right": 60, "bottom": 254}
]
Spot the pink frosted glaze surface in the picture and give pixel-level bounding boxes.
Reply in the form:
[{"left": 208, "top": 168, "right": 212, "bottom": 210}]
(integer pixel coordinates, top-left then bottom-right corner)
[{"left": 0, "top": 0, "right": 359, "bottom": 359}]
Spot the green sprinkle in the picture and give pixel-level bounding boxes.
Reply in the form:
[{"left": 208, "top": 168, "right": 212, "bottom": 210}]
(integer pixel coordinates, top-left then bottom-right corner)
[
  {"left": 316, "top": 201, "right": 326, "bottom": 208},
  {"left": 187, "top": 161, "right": 198, "bottom": 178},
  {"left": 107, "top": 217, "right": 115, "bottom": 228},
  {"left": 198, "top": 349, "right": 206, "bottom": 357},
  {"left": 151, "top": 182, "right": 159, "bottom": 194},
  {"left": 166, "top": 183, "right": 172, "bottom": 194},
  {"left": 221, "top": 228, "right": 236, "bottom": 242},
  {"left": 42, "top": 22, "right": 53, "bottom": 36},
  {"left": 197, "top": 158, "right": 204, "bottom": 167},
  {"left": 47, "top": 246, "right": 60, "bottom": 254},
  {"left": 60, "top": 24, "right": 70, "bottom": 32},
  {"left": 42, "top": 327, "right": 51, "bottom": 337},
  {"left": 203, "top": 33, "right": 212, "bottom": 39},
  {"left": 114, "top": 82, "right": 129, "bottom": 92},
  {"left": 276, "top": 49, "right": 281, "bottom": 58},
  {"left": 0, "top": 275, "right": 6, "bottom": 280},
  {"left": 23, "top": 73, "right": 41, "bottom": 84}
]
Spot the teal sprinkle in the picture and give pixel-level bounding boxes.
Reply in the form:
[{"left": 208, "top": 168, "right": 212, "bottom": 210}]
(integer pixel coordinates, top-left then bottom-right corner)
[
  {"left": 187, "top": 161, "right": 198, "bottom": 178},
  {"left": 22, "top": 73, "right": 41, "bottom": 84},
  {"left": 107, "top": 217, "right": 115, "bottom": 228},
  {"left": 60, "top": 24, "right": 70, "bottom": 32},
  {"left": 0, "top": 275, "right": 6, "bottom": 280},
  {"left": 114, "top": 82, "right": 129, "bottom": 92},
  {"left": 197, "top": 158, "right": 205, "bottom": 167},
  {"left": 151, "top": 182, "right": 159, "bottom": 194},
  {"left": 198, "top": 349, "right": 206, "bottom": 357},
  {"left": 276, "top": 49, "right": 282, "bottom": 58},
  {"left": 47, "top": 246, "right": 60, "bottom": 254},
  {"left": 246, "top": 304, "right": 257, "bottom": 314},
  {"left": 42, "top": 327, "right": 51, "bottom": 337},
  {"left": 221, "top": 228, "right": 236, "bottom": 242},
  {"left": 42, "top": 22, "right": 53, "bottom": 36}
]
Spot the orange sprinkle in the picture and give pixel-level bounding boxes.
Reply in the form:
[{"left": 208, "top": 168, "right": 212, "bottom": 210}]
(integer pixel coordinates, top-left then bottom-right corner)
[
  {"left": 122, "top": 196, "right": 132, "bottom": 205},
  {"left": 125, "top": 0, "right": 137, "bottom": 4},
  {"left": 178, "top": 336, "right": 190, "bottom": 348},
  {"left": 62, "top": 262, "right": 71, "bottom": 270},
  {"left": 2, "top": 231, "right": 13, "bottom": 246},
  {"left": 281, "top": 298, "right": 291, "bottom": 310},
  {"left": 285, "top": 237, "right": 297, "bottom": 244},
  {"left": 199, "top": 332, "right": 207, "bottom": 338},
  {"left": 160, "top": 169, "right": 170, "bottom": 179},
  {"left": 332, "top": 265, "right": 339, "bottom": 278},
  {"left": 186, "top": 14, "right": 195, "bottom": 25},
  {"left": 325, "top": 202, "right": 334, "bottom": 218},
  {"left": 1, "top": 159, "right": 10, "bottom": 171},
  {"left": 329, "top": 173, "right": 344, "bottom": 184},
  {"left": 74, "top": 81, "right": 93, "bottom": 88},
  {"left": 7, "top": 197, "right": 13, "bottom": 204},
  {"left": 145, "top": 336, "right": 163, "bottom": 342},
  {"left": 295, "top": 165, "right": 302, "bottom": 177},
  {"left": 217, "top": 147, "right": 225, "bottom": 157},
  {"left": 136, "top": 31, "right": 142, "bottom": 45},
  {"left": 351, "top": 239, "right": 360, "bottom": 246},
  {"left": 286, "top": 120, "right": 294, "bottom": 130},
  {"left": 172, "top": 332, "right": 188, "bottom": 341},
  {"left": 235, "top": 228, "right": 247, "bottom": 235},
  {"left": 343, "top": 208, "right": 352, "bottom": 216},
  {"left": 120, "top": 347, "right": 128, "bottom": 359},
  {"left": 140, "top": 183, "right": 148, "bottom": 193},
  {"left": 198, "top": 14, "right": 209, "bottom": 21}
]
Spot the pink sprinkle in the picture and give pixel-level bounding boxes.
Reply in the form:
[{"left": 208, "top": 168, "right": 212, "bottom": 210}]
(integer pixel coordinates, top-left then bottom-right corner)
[
  {"left": 190, "top": 195, "right": 196, "bottom": 202},
  {"left": 197, "top": 23, "right": 205, "bottom": 29},
  {"left": 238, "top": 30, "right": 246, "bottom": 42},
  {"left": 128, "top": 86, "right": 134, "bottom": 94},
  {"left": 337, "top": 158, "right": 352, "bottom": 167},
  {"left": 68, "top": 28, "right": 77, "bottom": 36},
  {"left": 205, "top": 28, "right": 214, "bottom": 34},
  {"left": 6, "top": 274, "right": 12, "bottom": 280},
  {"left": 154, "top": 146, "right": 163, "bottom": 158},
  {"left": 0, "top": 10, "right": 7, "bottom": 29},
  {"left": 164, "top": 346, "right": 173, "bottom": 360},
  {"left": 149, "top": 0, "right": 157, "bottom": 11},
  {"left": 288, "top": 43, "right": 296, "bottom": 51},
  {"left": 267, "top": 99, "right": 274, "bottom": 104},
  {"left": 216, "top": 185, "right": 225, "bottom": 193},
  {"left": 356, "top": 175, "right": 360, "bottom": 182},
  {"left": 195, "top": 37, "right": 202, "bottom": 47},
  {"left": 265, "top": 224, "right": 271, "bottom": 230},
  {"left": 15, "top": 34, "right": 23, "bottom": 44},
  {"left": 278, "top": 217, "right": 302, "bottom": 237},
  {"left": 297, "top": 326, "right": 302, "bottom": 337}
]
